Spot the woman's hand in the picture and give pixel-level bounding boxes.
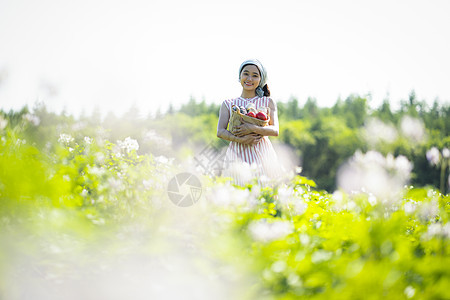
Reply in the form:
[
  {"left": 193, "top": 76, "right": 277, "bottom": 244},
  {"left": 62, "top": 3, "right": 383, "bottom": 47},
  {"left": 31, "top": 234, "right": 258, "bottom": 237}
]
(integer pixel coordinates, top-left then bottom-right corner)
[
  {"left": 237, "top": 133, "right": 263, "bottom": 146},
  {"left": 233, "top": 122, "right": 256, "bottom": 137}
]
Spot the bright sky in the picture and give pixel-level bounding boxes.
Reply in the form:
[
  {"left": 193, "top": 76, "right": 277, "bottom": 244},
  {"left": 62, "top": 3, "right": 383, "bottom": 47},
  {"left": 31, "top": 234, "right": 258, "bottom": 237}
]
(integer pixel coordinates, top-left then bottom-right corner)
[{"left": 0, "top": 0, "right": 449, "bottom": 117}]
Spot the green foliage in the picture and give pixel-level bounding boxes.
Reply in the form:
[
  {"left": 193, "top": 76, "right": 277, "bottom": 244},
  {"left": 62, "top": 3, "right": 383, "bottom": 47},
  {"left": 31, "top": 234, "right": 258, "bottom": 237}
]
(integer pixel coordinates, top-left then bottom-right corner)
[
  {"left": 280, "top": 116, "right": 364, "bottom": 190},
  {"left": 331, "top": 95, "right": 368, "bottom": 128},
  {"left": 207, "top": 180, "right": 450, "bottom": 300},
  {"left": 0, "top": 110, "right": 449, "bottom": 299},
  {"left": 178, "top": 97, "right": 220, "bottom": 116},
  {"left": 278, "top": 92, "right": 449, "bottom": 191}
]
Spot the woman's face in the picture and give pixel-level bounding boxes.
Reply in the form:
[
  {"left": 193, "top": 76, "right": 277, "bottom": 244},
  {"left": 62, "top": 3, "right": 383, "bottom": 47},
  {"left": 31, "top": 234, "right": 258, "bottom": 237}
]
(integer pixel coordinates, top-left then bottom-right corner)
[{"left": 240, "top": 64, "right": 261, "bottom": 92}]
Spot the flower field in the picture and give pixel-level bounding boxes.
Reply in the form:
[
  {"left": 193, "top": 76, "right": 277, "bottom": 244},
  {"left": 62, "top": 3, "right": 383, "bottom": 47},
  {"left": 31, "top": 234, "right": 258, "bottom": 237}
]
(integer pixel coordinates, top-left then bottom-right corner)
[{"left": 1, "top": 113, "right": 449, "bottom": 300}]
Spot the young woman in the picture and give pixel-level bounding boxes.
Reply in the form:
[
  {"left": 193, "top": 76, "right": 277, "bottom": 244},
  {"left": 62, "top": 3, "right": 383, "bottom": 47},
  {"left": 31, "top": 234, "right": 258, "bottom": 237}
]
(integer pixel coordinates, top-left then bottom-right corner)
[{"left": 217, "top": 59, "right": 282, "bottom": 186}]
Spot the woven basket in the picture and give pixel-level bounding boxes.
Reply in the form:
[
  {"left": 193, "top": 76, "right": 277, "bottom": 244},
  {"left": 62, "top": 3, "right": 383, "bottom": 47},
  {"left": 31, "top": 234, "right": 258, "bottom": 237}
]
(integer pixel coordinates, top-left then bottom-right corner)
[{"left": 228, "top": 105, "right": 270, "bottom": 133}]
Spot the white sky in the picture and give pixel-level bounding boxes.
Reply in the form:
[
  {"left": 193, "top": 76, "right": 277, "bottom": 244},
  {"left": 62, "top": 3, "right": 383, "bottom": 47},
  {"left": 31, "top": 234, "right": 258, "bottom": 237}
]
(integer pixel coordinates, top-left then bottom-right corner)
[{"left": 0, "top": 0, "right": 449, "bottom": 117}]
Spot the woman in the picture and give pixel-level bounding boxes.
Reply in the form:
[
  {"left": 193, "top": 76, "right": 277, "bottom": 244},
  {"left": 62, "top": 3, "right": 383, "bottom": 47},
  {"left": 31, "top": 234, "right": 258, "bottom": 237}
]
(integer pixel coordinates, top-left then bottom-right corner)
[{"left": 217, "top": 59, "right": 281, "bottom": 186}]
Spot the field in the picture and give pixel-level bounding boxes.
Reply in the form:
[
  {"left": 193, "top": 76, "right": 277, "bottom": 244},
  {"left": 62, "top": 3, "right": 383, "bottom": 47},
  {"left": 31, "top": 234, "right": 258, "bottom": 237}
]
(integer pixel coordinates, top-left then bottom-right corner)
[{"left": 1, "top": 107, "right": 449, "bottom": 300}]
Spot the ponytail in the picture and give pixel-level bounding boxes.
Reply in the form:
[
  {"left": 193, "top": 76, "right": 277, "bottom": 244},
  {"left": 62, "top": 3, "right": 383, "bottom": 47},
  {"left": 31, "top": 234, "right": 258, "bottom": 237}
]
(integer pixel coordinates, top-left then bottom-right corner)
[{"left": 263, "top": 84, "right": 271, "bottom": 97}]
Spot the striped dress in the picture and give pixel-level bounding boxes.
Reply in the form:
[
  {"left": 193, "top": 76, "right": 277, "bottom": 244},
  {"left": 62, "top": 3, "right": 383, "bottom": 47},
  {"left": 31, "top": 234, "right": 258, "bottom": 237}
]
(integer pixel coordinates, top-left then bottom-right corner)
[{"left": 222, "top": 96, "right": 282, "bottom": 186}]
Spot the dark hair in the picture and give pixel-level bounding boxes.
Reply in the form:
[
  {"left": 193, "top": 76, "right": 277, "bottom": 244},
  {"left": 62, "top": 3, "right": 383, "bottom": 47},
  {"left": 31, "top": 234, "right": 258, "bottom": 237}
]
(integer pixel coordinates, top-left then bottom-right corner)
[{"left": 263, "top": 84, "right": 270, "bottom": 97}]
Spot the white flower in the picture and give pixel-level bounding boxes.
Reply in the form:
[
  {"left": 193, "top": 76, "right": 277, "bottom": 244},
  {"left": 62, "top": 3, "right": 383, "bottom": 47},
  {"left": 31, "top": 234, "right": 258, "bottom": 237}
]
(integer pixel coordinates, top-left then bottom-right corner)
[
  {"left": 23, "top": 113, "right": 40, "bottom": 126},
  {"left": 155, "top": 155, "right": 173, "bottom": 165},
  {"left": 108, "top": 177, "right": 124, "bottom": 191},
  {"left": 332, "top": 190, "right": 344, "bottom": 202},
  {"left": 207, "top": 183, "right": 251, "bottom": 207},
  {"left": 276, "top": 185, "right": 307, "bottom": 215},
  {"left": 88, "top": 166, "right": 105, "bottom": 176},
  {"left": 299, "top": 233, "right": 310, "bottom": 246},
  {"left": 84, "top": 136, "right": 93, "bottom": 144},
  {"left": 418, "top": 200, "right": 439, "bottom": 221},
  {"left": 271, "top": 260, "right": 287, "bottom": 273},
  {"left": 385, "top": 153, "right": 396, "bottom": 169},
  {"left": 337, "top": 151, "right": 412, "bottom": 205},
  {"left": 423, "top": 223, "right": 450, "bottom": 239},
  {"left": 248, "top": 219, "right": 293, "bottom": 243},
  {"left": 311, "top": 250, "right": 333, "bottom": 264},
  {"left": 346, "top": 201, "right": 357, "bottom": 211},
  {"left": 142, "top": 179, "right": 152, "bottom": 189},
  {"left": 357, "top": 150, "right": 385, "bottom": 166},
  {"left": 426, "top": 147, "right": 440, "bottom": 166},
  {"left": 363, "top": 118, "right": 397, "bottom": 146},
  {"left": 400, "top": 116, "right": 425, "bottom": 143},
  {"left": 395, "top": 155, "right": 413, "bottom": 179},
  {"left": 427, "top": 223, "right": 442, "bottom": 236},
  {"left": 293, "top": 199, "right": 308, "bottom": 215},
  {"left": 368, "top": 194, "right": 377, "bottom": 206},
  {"left": 403, "top": 201, "right": 417, "bottom": 214},
  {"left": 223, "top": 161, "right": 254, "bottom": 185},
  {"left": 0, "top": 115, "right": 7, "bottom": 130},
  {"left": 117, "top": 137, "right": 139, "bottom": 153},
  {"left": 444, "top": 223, "right": 450, "bottom": 238},
  {"left": 404, "top": 286, "right": 415, "bottom": 299},
  {"left": 95, "top": 152, "right": 105, "bottom": 163},
  {"left": 331, "top": 190, "right": 346, "bottom": 212},
  {"left": 58, "top": 133, "right": 74, "bottom": 144},
  {"left": 442, "top": 148, "right": 450, "bottom": 159},
  {"left": 277, "top": 186, "right": 295, "bottom": 205}
]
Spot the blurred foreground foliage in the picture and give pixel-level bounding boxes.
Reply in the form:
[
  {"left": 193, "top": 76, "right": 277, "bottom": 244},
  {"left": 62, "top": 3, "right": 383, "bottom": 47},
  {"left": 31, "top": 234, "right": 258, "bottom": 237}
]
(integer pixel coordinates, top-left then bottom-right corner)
[
  {"left": 0, "top": 116, "right": 449, "bottom": 299},
  {"left": 207, "top": 182, "right": 450, "bottom": 299}
]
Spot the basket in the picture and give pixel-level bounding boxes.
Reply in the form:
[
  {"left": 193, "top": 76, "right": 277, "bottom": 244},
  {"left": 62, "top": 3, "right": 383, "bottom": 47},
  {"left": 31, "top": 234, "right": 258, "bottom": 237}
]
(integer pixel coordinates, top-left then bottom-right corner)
[{"left": 228, "top": 105, "right": 270, "bottom": 133}]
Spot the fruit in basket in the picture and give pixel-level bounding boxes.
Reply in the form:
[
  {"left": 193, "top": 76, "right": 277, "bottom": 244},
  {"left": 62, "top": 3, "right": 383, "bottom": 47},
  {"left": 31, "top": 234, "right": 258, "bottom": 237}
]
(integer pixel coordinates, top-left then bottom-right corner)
[
  {"left": 257, "top": 107, "right": 269, "bottom": 114},
  {"left": 256, "top": 111, "right": 268, "bottom": 120},
  {"left": 232, "top": 105, "right": 238, "bottom": 112},
  {"left": 247, "top": 111, "right": 256, "bottom": 118},
  {"left": 247, "top": 107, "right": 257, "bottom": 114},
  {"left": 239, "top": 106, "right": 247, "bottom": 114},
  {"left": 245, "top": 103, "right": 256, "bottom": 110}
]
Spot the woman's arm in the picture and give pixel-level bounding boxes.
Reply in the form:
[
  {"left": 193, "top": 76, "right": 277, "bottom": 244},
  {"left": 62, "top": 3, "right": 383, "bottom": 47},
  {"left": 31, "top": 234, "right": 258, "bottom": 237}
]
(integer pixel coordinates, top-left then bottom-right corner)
[
  {"left": 217, "top": 101, "right": 262, "bottom": 145},
  {"left": 233, "top": 98, "right": 279, "bottom": 137}
]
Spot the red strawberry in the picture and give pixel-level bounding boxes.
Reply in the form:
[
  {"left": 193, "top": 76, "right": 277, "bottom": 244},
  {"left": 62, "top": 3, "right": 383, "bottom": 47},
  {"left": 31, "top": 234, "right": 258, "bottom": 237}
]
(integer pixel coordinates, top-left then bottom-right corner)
[
  {"left": 256, "top": 111, "right": 268, "bottom": 120},
  {"left": 247, "top": 111, "right": 256, "bottom": 118}
]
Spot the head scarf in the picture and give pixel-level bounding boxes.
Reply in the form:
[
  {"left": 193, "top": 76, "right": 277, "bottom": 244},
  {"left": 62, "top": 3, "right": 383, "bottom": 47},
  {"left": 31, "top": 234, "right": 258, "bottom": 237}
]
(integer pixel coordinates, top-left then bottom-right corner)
[{"left": 238, "top": 59, "right": 267, "bottom": 97}]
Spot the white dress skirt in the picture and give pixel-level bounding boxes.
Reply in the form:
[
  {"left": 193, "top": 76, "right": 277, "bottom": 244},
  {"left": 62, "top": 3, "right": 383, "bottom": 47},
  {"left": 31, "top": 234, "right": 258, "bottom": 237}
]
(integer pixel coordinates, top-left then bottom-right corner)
[{"left": 222, "top": 96, "right": 282, "bottom": 186}]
